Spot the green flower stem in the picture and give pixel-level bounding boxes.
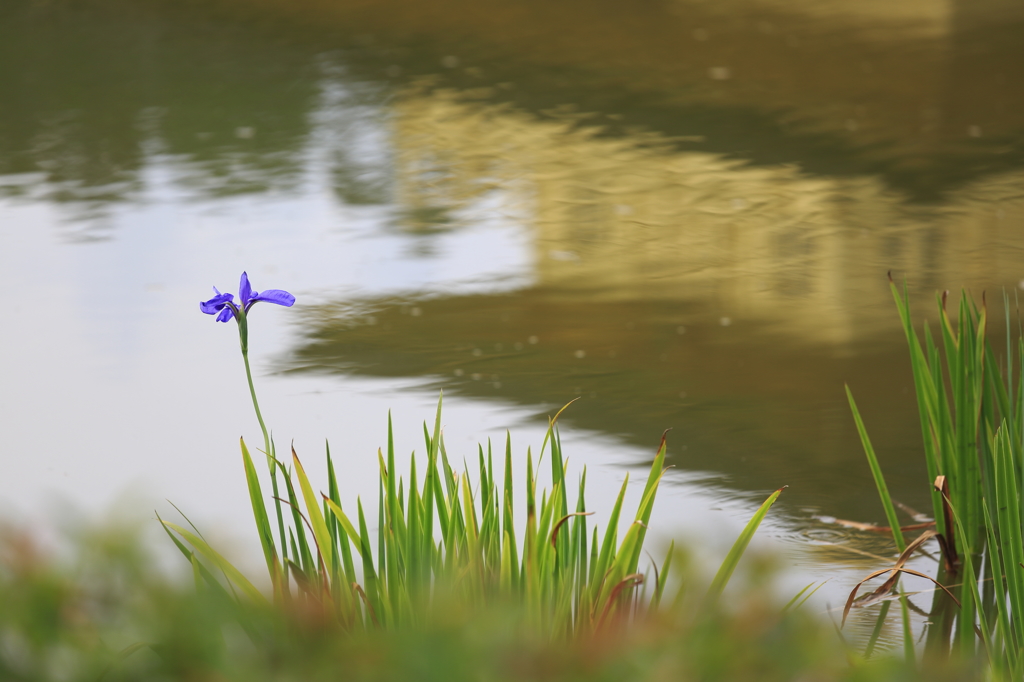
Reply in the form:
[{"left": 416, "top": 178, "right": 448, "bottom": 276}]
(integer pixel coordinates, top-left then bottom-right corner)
[{"left": 237, "top": 311, "right": 289, "bottom": 567}]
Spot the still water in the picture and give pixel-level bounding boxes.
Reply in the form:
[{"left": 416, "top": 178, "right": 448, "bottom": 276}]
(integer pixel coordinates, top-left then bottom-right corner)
[{"left": 2, "top": 0, "right": 1023, "bottom": 642}]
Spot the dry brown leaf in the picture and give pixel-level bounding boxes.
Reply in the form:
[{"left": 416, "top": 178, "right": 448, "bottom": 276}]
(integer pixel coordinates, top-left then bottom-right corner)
[{"left": 841, "top": 530, "right": 960, "bottom": 627}]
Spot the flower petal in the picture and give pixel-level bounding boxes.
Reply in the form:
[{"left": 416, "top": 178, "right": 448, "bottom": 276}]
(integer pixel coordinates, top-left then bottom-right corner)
[
  {"left": 239, "top": 272, "right": 253, "bottom": 307},
  {"left": 251, "top": 289, "right": 295, "bottom": 307},
  {"left": 200, "top": 291, "right": 234, "bottom": 315},
  {"left": 216, "top": 306, "right": 235, "bottom": 323}
]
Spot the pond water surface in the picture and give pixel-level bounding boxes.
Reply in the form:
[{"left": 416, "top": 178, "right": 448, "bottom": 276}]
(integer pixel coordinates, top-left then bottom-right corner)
[{"left": 3, "top": 0, "right": 1024, "bottom": 645}]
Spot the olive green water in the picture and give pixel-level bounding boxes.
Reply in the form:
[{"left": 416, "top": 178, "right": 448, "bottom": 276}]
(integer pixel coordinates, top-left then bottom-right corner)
[{"left": 3, "top": 0, "right": 1024, "bottom": 634}]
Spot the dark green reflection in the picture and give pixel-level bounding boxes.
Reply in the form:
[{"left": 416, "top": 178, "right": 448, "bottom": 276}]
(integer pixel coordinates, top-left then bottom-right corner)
[
  {"left": 0, "top": 0, "right": 320, "bottom": 210},
  {"left": 204, "top": 0, "right": 1024, "bottom": 200},
  {"left": 284, "top": 290, "right": 935, "bottom": 523},
  {"left": 4, "top": 0, "right": 1024, "bottom": 215}
]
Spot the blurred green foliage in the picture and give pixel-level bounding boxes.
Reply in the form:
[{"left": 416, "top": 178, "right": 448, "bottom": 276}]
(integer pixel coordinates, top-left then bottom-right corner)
[{"left": 0, "top": 523, "right": 986, "bottom": 682}]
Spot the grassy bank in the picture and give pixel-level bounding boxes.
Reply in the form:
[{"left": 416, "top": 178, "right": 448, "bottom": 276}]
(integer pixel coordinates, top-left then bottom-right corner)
[{"left": 0, "top": 501, "right": 979, "bottom": 682}]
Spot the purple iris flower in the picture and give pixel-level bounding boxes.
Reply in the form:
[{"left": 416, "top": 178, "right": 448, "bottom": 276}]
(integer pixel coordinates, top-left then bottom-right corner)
[{"left": 200, "top": 272, "right": 295, "bottom": 322}]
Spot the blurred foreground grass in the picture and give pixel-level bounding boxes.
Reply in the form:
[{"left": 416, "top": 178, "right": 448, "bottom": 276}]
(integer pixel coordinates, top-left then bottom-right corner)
[{"left": 1, "top": 523, "right": 982, "bottom": 682}]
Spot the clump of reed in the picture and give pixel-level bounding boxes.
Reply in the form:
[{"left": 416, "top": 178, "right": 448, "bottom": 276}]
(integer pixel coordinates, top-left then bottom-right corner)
[
  {"left": 846, "top": 276, "right": 1024, "bottom": 676},
  {"left": 169, "top": 272, "right": 785, "bottom": 641},
  {"left": 160, "top": 396, "right": 784, "bottom": 637}
]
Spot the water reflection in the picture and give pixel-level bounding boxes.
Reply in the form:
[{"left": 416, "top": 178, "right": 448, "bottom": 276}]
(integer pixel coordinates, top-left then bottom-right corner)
[
  {"left": 380, "top": 86, "right": 1023, "bottom": 344},
  {"left": 0, "top": 0, "right": 320, "bottom": 233},
  {"left": 245, "top": 0, "right": 1024, "bottom": 198},
  {"left": 2, "top": 0, "right": 1024, "bottom": 556}
]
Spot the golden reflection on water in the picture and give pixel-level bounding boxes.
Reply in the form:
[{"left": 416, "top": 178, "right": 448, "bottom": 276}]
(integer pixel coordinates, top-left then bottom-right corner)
[{"left": 388, "top": 85, "right": 1024, "bottom": 346}]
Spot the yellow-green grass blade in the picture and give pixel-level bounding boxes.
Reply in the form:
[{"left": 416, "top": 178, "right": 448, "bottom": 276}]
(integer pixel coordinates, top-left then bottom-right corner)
[
  {"left": 322, "top": 495, "right": 363, "bottom": 559},
  {"left": 502, "top": 432, "right": 519, "bottom": 590},
  {"left": 461, "top": 473, "right": 485, "bottom": 599},
  {"left": 625, "top": 438, "right": 669, "bottom": 574},
  {"left": 525, "top": 449, "right": 538, "bottom": 586},
  {"left": 325, "top": 442, "right": 341, "bottom": 573},
  {"left": 846, "top": 386, "right": 906, "bottom": 552},
  {"left": 161, "top": 520, "right": 268, "bottom": 607},
  {"left": 651, "top": 541, "right": 673, "bottom": 609},
  {"left": 706, "top": 486, "right": 785, "bottom": 603},
  {"left": 421, "top": 396, "right": 444, "bottom": 559},
  {"left": 597, "top": 519, "right": 647, "bottom": 610},
  {"left": 636, "top": 432, "right": 669, "bottom": 523},
  {"left": 97, "top": 641, "right": 155, "bottom": 681},
  {"left": 377, "top": 476, "right": 391, "bottom": 602},
  {"left": 240, "top": 438, "right": 278, "bottom": 580},
  {"left": 326, "top": 443, "right": 358, "bottom": 587},
  {"left": 356, "top": 497, "right": 385, "bottom": 626},
  {"left": 590, "top": 475, "right": 629, "bottom": 604},
  {"left": 783, "top": 582, "right": 814, "bottom": 614},
  {"left": 535, "top": 483, "right": 561, "bottom": 576},
  {"left": 540, "top": 398, "right": 578, "bottom": 451},
  {"left": 266, "top": 437, "right": 289, "bottom": 569},
  {"left": 276, "top": 457, "right": 315, "bottom": 576},
  {"left": 439, "top": 430, "right": 458, "bottom": 501},
  {"left": 550, "top": 427, "right": 568, "bottom": 519},
  {"left": 783, "top": 580, "right": 826, "bottom": 613},
  {"left": 406, "top": 453, "right": 424, "bottom": 594},
  {"left": 432, "top": 436, "right": 452, "bottom": 548},
  {"left": 292, "top": 448, "right": 334, "bottom": 579},
  {"left": 159, "top": 510, "right": 235, "bottom": 604},
  {"left": 384, "top": 413, "right": 406, "bottom": 558},
  {"left": 378, "top": 446, "right": 401, "bottom": 593},
  {"left": 572, "top": 469, "right": 589, "bottom": 603}
]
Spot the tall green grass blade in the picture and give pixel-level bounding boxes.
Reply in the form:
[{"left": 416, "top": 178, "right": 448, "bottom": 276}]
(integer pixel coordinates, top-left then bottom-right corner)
[
  {"left": 502, "top": 432, "right": 518, "bottom": 591},
  {"left": 983, "top": 499, "right": 1017, "bottom": 670},
  {"left": 292, "top": 448, "right": 334, "bottom": 580},
  {"left": 276, "top": 456, "right": 315, "bottom": 577},
  {"left": 782, "top": 580, "right": 826, "bottom": 614},
  {"left": 326, "top": 443, "right": 358, "bottom": 587},
  {"left": 626, "top": 435, "right": 669, "bottom": 573},
  {"left": 240, "top": 438, "right": 278, "bottom": 580},
  {"left": 356, "top": 498, "right": 384, "bottom": 626},
  {"left": 266, "top": 437, "right": 288, "bottom": 569},
  {"left": 899, "top": 588, "right": 915, "bottom": 668},
  {"left": 890, "top": 279, "right": 948, "bottom": 536},
  {"left": 590, "top": 475, "right": 629, "bottom": 607},
  {"left": 846, "top": 386, "right": 906, "bottom": 552},
  {"left": 864, "top": 601, "right": 891, "bottom": 659},
  {"left": 652, "top": 542, "right": 673, "bottom": 610},
  {"left": 944, "top": 489, "right": 990, "bottom": 659},
  {"left": 706, "top": 486, "right": 785, "bottom": 603},
  {"left": 160, "top": 520, "right": 268, "bottom": 607},
  {"left": 993, "top": 425, "right": 1024, "bottom": 654},
  {"left": 377, "top": 475, "right": 390, "bottom": 603}
]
